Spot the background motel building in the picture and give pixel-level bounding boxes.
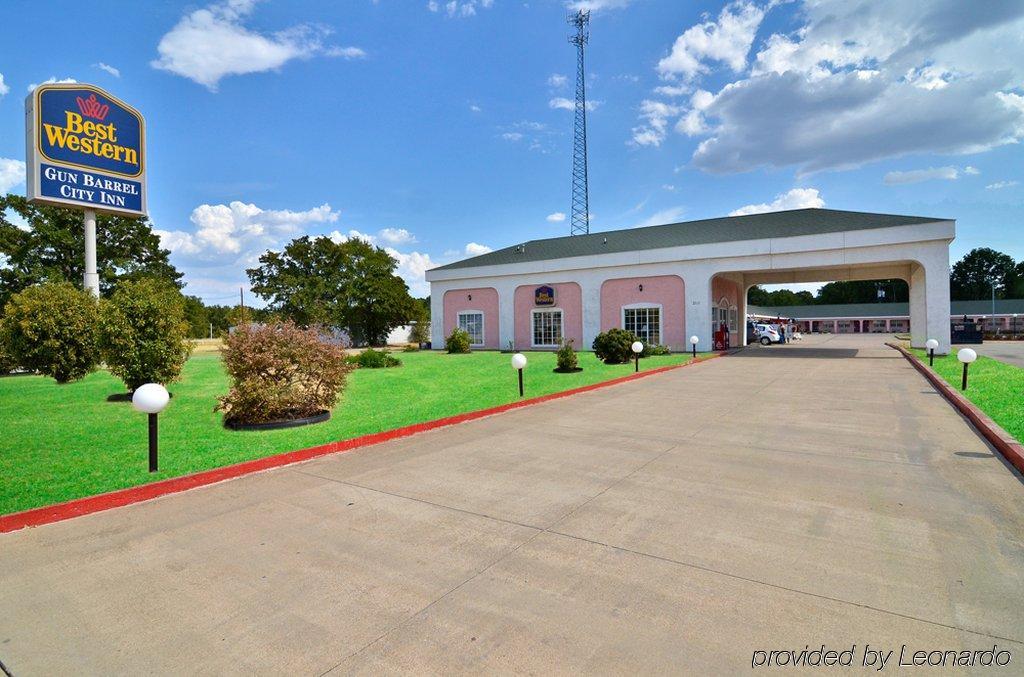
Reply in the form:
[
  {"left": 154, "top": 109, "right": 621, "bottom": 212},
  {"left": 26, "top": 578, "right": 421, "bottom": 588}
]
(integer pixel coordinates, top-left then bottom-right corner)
[{"left": 425, "top": 208, "right": 955, "bottom": 354}]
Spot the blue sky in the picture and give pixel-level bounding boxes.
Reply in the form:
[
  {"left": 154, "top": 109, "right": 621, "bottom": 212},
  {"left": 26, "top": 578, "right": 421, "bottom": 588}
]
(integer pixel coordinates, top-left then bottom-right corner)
[{"left": 1, "top": 0, "right": 1022, "bottom": 302}]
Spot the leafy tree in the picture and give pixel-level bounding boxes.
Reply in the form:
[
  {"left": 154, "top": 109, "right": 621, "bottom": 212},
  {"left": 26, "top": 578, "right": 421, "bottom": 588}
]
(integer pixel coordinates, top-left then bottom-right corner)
[
  {"left": 747, "top": 285, "right": 769, "bottom": 305},
  {"left": 0, "top": 194, "right": 182, "bottom": 308},
  {"left": 408, "top": 303, "right": 430, "bottom": 344},
  {"left": 248, "top": 235, "right": 416, "bottom": 346},
  {"left": 951, "top": 247, "right": 1016, "bottom": 300},
  {"left": 1006, "top": 261, "right": 1024, "bottom": 299},
  {"left": 98, "top": 278, "right": 194, "bottom": 392},
  {"left": 0, "top": 281, "right": 100, "bottom": 382},
  {"left": 816, "top": 280, "right": 907, "bottom": 305}
]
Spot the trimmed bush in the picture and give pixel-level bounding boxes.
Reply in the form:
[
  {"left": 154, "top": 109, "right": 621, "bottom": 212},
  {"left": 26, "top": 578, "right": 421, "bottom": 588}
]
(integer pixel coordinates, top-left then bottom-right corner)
[
  {"left": 555, "top": 338, "right": 579, "bottom": 371},
  {"left": 347, "top": 348, "right": 402, "bottom": 368},
  {"left": 445, "top": 327, "right": 471, "bottom": 353},
  {"left": 99, "top": 278, "right": 194, "bottom": 392},
  {"left": 592, "top": 327, "right": 638, "bottom": 364},
  {"left": 0, "top": 282, "right": 100, "bottom": 383},
  {"left": 642, "top": 343, "right": 671, "bottom": 357},
  {"left": 216, "top": 320, "right": 353, "bottom": 426}
]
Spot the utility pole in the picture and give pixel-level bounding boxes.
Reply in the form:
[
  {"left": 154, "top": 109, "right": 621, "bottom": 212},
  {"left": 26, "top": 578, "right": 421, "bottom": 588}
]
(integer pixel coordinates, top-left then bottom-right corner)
[{"left": 568, "top": 9, "right": 591, "bottom": 236}]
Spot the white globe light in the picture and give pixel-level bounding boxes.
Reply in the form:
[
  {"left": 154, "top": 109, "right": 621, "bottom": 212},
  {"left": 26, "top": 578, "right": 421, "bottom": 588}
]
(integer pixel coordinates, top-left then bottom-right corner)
[
  {"left": 132, "top": 383, "right": 170, "bottom": 414},
  {"left": 689, "top": 335, "right": 699, "bottom": 345},
  {"left": 957, "top": 348, "right": 978, "bottom": 364},
  {"left": 925, "top": 339, "right": 939, "bottom": 350},
  {"left": 511, "top": 353, "right": 528, "bottom": 370},
  {"left": 631, "top": 341, "right": 643, "bottom": 354}
]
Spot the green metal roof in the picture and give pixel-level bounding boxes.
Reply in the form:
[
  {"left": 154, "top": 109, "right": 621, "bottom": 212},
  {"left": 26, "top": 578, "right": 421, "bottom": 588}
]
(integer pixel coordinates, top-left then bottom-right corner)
[
  {"left": 433, "top": 208, "right": 948, "bottom": 271},
  {"left": 748, "top": 300, "right": 1024, "bottom": 319}
]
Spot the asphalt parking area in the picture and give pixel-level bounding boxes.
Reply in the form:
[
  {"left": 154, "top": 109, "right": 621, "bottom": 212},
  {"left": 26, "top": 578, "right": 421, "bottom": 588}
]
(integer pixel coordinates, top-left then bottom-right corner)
[{"left": 2, "top": 335, "right": 1022, "bottom": 674}]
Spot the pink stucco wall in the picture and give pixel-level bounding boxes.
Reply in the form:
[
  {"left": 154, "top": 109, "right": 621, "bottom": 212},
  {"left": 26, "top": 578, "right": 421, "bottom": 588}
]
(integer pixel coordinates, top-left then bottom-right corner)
[
  {"left": 712, "top": 276, "right": 741, "bottom": 342},
  {"left": 600, "top": 275, "right": 685, "bottom": 349},
  {"left": 513, "top": 283, "right": 583, "bottom": 350},
  {"left": 443, "top": 287, "right": 499, "bottom": 349}
]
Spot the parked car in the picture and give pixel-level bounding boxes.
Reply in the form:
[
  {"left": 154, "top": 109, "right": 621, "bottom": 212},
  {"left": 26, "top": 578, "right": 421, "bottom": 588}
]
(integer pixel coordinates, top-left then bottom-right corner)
[{"left": 748, "top": 322, "right": 781, "bottom": 345}]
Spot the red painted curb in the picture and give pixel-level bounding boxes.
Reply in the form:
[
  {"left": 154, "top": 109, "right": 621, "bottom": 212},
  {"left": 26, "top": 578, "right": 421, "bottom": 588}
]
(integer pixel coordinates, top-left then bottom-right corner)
[
  {"left": 0, "top": 352, "right": 726, "bottom": 533},
  {"left": 887, "top": 342, "right": 1024, "bottom": 476}
]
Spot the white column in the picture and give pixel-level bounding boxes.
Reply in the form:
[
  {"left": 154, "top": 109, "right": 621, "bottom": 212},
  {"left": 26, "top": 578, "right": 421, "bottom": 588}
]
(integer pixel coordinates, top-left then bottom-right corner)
[
  {"left": 496, "top": 281, "right": 516, "bottom": 351},
  {"left": 683, "top": 270, "right": 713, "bottom": 352},
  {"left": 737, "top": 278, "right": 748, "bottom": 347},
  {"left": 909, "top": 263, "right": 927, "bottom": 349},
  {"left": 579, "top": 276, "right": 602, "bottom": 351},
  {"left": 924, "top": 258, "right": 951, "bottom": 354},
  {"left": 429, "top": 286, "right": 446, "bottom": 349},
  {"left": 83, "top": 209, "right": 100, "bottom": 297}
]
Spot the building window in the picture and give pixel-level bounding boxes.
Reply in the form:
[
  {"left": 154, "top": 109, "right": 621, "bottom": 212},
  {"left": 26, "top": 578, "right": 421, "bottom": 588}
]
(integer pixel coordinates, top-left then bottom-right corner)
[
  {"left": 457, "top": 311, "right": 485, "bottom": 346},
  {"left": 624, "top": 306, "right": 661, "bottom": 345},
  {"left": 532, "top": 309, "right": 563, "bottom": 347}
]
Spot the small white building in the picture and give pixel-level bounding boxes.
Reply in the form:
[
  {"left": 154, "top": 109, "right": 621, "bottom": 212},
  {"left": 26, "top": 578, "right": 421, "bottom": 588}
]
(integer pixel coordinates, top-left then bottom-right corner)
[{"left": 425, "top": 208, "right": 954, "bottom": 353}]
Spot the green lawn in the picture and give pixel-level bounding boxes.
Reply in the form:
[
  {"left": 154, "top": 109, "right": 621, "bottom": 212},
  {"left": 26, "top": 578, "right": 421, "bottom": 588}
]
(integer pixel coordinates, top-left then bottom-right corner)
[
  {"left": 909, "top": 347, "right": 1024, "bottom": 443},
  {"left": 0, "top": 350, "right": 691, "bottom": 515}
]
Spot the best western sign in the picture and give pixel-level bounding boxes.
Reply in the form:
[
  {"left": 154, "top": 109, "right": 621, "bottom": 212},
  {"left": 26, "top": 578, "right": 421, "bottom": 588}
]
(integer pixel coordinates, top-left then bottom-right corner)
[{"left": 25, "top": 83, "right": 146, "bottom": 216}]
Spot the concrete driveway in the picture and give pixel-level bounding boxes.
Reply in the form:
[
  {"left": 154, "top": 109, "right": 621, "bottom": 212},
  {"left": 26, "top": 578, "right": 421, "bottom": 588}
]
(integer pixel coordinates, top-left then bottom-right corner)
[
  {"left": 2, "top": 335, "right": 1023, "bottom": 675},
  {"left": 963, "top": 340, "right": 1024, "bottom": 369}
]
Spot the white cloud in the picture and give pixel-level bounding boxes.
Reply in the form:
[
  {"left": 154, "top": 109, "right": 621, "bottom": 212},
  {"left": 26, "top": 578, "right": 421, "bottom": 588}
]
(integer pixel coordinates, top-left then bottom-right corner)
[
  {"left": 0, "top": 158, "right": 26, "bottom": 194},
  {"left": 464, "top": 242, "right": 492, "bottom": 256},
  {"left": 549, "top": 97, "right": 599, "bottom": 111},
  {"left": 501, "top": 132, "right": 523, "bottom": 141},
  {"left": 378, "top": 227, "right": 416, "bottom": 245},
  {"left": 429, "top": 0, "right": 493, "bottom": 18},
  {"left": 662, "top": 184, "right": 676, "bottom": 191},
  {"left": 986, "top": 180, "right": 1018, "bottom": 190},
  {"left": 546, "top": 212, "right": 566, "bottom": 223},
  {"left": 567, "top": 0, "right": 633, "bottom": 10},
  {"left": 883, "top": 166, "right": 959, "bottom": 185},
  {"left": 0, "top": 73, "right": 9, "bottom": 97},
  {"left": 384, "top": 248, "right": 436, "bottom": 296},
  {"left": 729, "top": 188, "right": 825, "bottom": 216},
  {"left": 329, "top": 228, "right": 377, "bottom": 244},
  {"left": 668, "top": 0, "right": 1024, "bottom": 174},
  {"left": 27, "top": 77, "right": 76, "bottom": 92},
  {"left": 469, "top": 104, "right": 482, "bottom": 112},
  {"left": 157, "top": 201, "right": 340, "bottom": 257},
  {"left": 548, "top": 73, "right": 568, "bottom": 88},
  {"left": 151, "top": 0, "right": 362, "bottom": 91},
  {"left": 964, "top": 166, "right": 980, "bottom": 175},
  {"left": 94, "top": 62, "right": 121, "bottom": 78},
  {"left": 657, "top": 2, "right": 765, "bottom": 81},
  {"left": 634, "top": 206, "right": 686, "bottom": 228},
  {"left": 631, "top": 100, "right": 681, "bottom": 147}
]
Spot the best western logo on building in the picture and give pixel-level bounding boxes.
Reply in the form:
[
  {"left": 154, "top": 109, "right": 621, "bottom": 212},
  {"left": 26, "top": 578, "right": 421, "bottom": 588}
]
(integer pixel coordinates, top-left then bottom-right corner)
[{"left": 25, "top": 83, "right": 146, "bottom": 216}]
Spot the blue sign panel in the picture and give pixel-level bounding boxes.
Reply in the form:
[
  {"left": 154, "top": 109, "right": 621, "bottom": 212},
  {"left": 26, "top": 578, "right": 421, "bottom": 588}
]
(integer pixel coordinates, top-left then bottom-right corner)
[
  {"left": 35, "top": 86, "right": 144, "bottom": 177},
  {"left": 535, "top": 285, "right": 555, "bottom": 306},
  {"left": 38, "top": 163, "right": 143, "bottom": 213}
]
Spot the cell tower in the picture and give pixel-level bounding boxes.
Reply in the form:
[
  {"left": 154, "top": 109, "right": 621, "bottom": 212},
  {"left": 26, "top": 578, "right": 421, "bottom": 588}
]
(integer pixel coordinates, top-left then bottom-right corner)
[{"left": 568, "top": 9, "right": 590, "bottom": 236}]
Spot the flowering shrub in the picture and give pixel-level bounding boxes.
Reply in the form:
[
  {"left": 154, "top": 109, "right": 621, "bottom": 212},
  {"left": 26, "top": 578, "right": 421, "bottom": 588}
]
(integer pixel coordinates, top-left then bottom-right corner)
[{"left": 216, "top": 321, "right": 352, "bottom": 426}]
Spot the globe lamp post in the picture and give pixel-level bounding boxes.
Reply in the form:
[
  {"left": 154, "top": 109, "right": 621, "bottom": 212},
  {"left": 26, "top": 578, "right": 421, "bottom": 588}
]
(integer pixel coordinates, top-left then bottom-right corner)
[
  {"left": 957, "top": 348, "right": 977, "bottom": 391},
  {"left": 689, "top": 335, "right": 699, "bottom": 358},
  {"left": 132, "top": 383, "right": 170, "bottom": 472},
  {"left": 511, "top": 353, "right": 528, "bottom": 397},
  {"left": 925, "top": 338, "right": 939, "bottom": 367},
  {"left": 631, "top": 341, "right": 643, "bottom": 372}
]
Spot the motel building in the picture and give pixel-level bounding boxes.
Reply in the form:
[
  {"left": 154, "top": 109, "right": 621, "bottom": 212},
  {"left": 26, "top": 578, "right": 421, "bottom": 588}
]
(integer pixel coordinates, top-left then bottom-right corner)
[
  {"left": 425, "top": 208, "right": 955, "bottom": 354},
  {"left": 748, "top": 299, "right": 1024, "bottom": 336}
]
